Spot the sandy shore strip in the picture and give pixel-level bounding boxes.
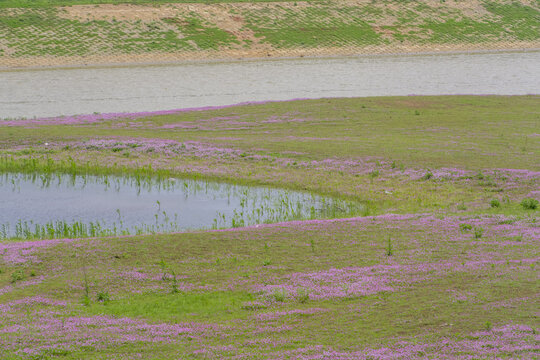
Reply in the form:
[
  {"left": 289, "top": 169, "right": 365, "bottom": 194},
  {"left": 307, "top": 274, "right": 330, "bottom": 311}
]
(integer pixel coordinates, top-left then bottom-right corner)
[{"left": 1, "top": 42, "right": 539, "bottom": 70}]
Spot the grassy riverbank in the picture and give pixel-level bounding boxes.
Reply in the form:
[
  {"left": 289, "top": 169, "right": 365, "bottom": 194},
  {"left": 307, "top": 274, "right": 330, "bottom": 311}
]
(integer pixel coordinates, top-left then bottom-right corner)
[
  {"left": 1, "top": 96, "right": 539, "bottom": 212},
  {"left": 1, "top": 0, "right": 539, "bottom": 68},
  {"left": 0, "top": 96, "right": 539, "bottom": 358}
]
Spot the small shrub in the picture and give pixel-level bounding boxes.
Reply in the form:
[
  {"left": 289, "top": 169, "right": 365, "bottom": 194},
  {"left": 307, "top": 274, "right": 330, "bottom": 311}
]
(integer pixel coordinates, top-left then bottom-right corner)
[
  {"left": 520, "top": 198, "right": 539, "bottom": 210},
  {"left": 369, "top": 169, "right": 379, "bottom": 178},
  {"left": 485, "top": 321, "right": 492, "bottom": 331},
  {"left": 272, "top": 288, "right": 287, "bottom": 302},
  {"left": 262, "top": 259, "right": 271, "bottom": 266},
  {"left": 158, "top": 259, "right": 168, "bottom": 280},
  {"left": 474, "top": 227, "right": 484, "bottom": 239},
  {"left": 457, "top": 203, "right": 467, "bottom": 211},
  {"left": 498, "top": 219, "right": 515, "bottom": 225},
  {"left": 414, "top": 110, "right": 420, "bottom": 116},
  {"left": 479, "top": 178, "right": 497, "bottom": 187},
  {"left": 82, "top": 266, "right": 90, "bottom": 303},
  {"left": 45, "top": 349, "right": 70, "bottom": 356},
  {"left": 490, "top": 199, "right": 500, "bottom": 208},
  {"left": 30, "top": 270, "right": 36, "bottom": 277},
  {"left": 386, "top": 237, "right": 393, "bottom": 256},
  {"left": 96, "top": 291, "right": 110, "bottom": 303},
  {"left": 421, "top": 171, "right": 433, "bottom": 180},
  {"left": 170, "top": 270, "right": 179, "bottom": 294},
  {"left": 10, "top": 269, "right": 24, "bottom": 283},
  {"left": 296, "top": 288, "right": 310, "bottom": 303},
  {"left": 460, "top": 223, "right": 472, "bottom": 231},
  {"left": 241, "top": 301, "right": 266, "bottom": 310}
]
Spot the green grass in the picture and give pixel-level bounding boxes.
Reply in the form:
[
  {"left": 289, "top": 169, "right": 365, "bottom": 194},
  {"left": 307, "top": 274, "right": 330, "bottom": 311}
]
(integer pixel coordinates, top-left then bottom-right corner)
[
  {"left": 0, "top": 95, "right": 538, "bottom": 358},
  {"left": 0, "top": 10, "right": 237, "bottom": 56},
  {"left": 244, "top": 6, "right": 382, "bottom": 48},
  {"left": 87, "top": 291, "right": 257, "bottom": 322},
  {"left": 0, "top": 209, "right": 538, "bottom": 358},
  {"left": 2, "top": 96, "right": 538, "bottom": 210},
  {"left": 416, "top": 2, "right": 540, "bottom": 44}
]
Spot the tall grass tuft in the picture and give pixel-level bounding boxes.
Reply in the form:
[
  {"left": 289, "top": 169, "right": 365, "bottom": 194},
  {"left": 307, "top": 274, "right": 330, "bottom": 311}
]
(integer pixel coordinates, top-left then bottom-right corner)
[{"left": 386, "top": 236, "right": 393, "bottom": 256}]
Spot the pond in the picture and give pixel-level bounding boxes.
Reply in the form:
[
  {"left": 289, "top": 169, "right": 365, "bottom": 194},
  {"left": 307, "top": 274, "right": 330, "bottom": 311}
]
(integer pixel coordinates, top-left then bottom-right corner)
[
  {"left": 0, "top": 172, "right": 361, "bottom": 240},
  {"left": 1, "top": 51, "right": 539, "bottom": 119}
]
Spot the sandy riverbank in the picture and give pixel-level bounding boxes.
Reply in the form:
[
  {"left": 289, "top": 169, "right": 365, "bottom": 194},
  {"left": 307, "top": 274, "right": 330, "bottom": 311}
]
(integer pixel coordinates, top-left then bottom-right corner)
[{"left": 2, "top": 42, "right": 539, "bottom": 70}]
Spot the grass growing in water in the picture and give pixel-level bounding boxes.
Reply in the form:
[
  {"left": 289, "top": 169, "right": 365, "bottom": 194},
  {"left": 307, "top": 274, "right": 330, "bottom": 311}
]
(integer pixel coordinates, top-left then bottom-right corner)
[{"left": 0, "top": 169, "right": 364, "bottom": 240}]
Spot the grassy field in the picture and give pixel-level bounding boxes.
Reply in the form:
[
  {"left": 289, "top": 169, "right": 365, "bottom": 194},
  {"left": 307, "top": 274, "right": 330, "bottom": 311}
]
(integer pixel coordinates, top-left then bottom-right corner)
[
  {"left": 1, "top": 0, "right": 539, "bottom": 67},
  {"left": 0, "top": 95, "right": 539, "bottom": 358}
]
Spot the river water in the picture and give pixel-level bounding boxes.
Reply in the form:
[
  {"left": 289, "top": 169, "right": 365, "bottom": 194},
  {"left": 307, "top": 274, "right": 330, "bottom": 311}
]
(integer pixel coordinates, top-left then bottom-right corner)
[{"left": 0, "top": 51, "right": 539, "bottom": 119}]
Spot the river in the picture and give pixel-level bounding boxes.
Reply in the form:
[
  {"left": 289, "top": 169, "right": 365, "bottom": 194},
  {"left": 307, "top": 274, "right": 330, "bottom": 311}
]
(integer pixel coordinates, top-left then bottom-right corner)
[{"left": 0, "top": 51, "right": 539, "bottom": 119}]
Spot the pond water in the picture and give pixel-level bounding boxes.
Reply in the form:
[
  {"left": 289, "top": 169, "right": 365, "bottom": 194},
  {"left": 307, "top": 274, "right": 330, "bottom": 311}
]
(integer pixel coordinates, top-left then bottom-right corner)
[
  {"left": 0, "top": 172, "right": 360, "bottom": 239},
  {"left": 1, "top": 51, "right": 539, "bottom": 119}
]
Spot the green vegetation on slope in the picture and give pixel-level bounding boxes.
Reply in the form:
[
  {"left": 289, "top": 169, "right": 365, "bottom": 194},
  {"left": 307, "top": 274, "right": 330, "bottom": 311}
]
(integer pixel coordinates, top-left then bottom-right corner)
[
  {"left": 0, "top": 9, "right": 237, "bottom": 56},
  {"left": 243, "top": 5, "right": 382, "bottom": 48},
  {"left": 0, "top": 0, "right": 538, "bottom": 64},
  {"left": 0, "top": 0, "right": 297, "bottom": 8}
]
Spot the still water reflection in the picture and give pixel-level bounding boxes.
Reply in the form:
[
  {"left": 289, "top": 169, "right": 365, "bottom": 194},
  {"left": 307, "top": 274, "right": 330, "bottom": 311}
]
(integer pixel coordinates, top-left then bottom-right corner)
[{"left": 0, "top": 172, "right": 360, "bottom": 239}]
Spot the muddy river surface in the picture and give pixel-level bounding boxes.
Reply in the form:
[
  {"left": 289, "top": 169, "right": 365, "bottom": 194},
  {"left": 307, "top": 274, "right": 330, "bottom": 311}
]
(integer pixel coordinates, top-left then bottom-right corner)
[{"left": 1, "top": 51, "right": 539, "bottom": 119}]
